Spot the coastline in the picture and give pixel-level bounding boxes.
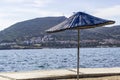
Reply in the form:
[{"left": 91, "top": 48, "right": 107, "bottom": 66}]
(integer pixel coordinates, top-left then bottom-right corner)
[{"left": 0, "top": 46, "right": 119, "bottom": 50}]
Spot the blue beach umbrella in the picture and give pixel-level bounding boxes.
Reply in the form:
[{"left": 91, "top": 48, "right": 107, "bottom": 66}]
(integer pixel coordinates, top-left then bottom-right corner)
[{"left": 46, "top": 12, "right": 115, "bottom": 80}]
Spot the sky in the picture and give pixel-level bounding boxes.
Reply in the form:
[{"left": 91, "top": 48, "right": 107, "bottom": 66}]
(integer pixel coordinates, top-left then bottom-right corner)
[{"left": 0, "top": 0, "right": 120, "bottom": 30}]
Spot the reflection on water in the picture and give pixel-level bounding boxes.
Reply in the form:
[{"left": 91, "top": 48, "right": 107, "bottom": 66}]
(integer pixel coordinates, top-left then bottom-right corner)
[{"left": 0, "top": 48, "right": 120, "bottom": 72}]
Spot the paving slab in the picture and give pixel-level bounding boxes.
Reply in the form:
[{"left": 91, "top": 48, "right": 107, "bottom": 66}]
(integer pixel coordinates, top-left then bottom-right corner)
[
  {"left": 71, "top": 68, "right": 120, "bottom": 78},
  {"left": 0, "top": 68, "right": 120, "bottom": 80},
  {"left": 0, "top": 69, "right": 76, "bottom": 80},
  {"left": 0, "top": 77, "right": 11, "bottom": 80}
]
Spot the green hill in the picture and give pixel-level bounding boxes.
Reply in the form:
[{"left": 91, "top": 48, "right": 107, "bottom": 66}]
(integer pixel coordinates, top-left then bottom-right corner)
[
  {"left": 0, "top": 16, "right": 67, "bottom": 41},
  {"left": 0, "top": 16, "right": 120, "bottom": 48}
]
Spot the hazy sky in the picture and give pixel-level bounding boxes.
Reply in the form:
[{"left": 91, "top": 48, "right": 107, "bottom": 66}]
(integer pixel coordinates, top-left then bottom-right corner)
[{"left": 0, "top": 0, "right": 120, "bottom": 30}]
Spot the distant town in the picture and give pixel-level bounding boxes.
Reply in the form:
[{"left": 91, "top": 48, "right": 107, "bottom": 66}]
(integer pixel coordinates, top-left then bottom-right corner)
[{"left": 0, "top": 35, "right": 120, "bottom": 49}]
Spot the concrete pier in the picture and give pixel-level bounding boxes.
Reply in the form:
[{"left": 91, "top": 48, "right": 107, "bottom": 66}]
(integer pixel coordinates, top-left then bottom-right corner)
[{"left": 0, "top": 68, "right": 120, "bottom": 80}]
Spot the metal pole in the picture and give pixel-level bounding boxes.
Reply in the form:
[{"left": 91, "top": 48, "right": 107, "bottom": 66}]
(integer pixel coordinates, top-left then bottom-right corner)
[{"left": 77, "top": 29, "right": 80, "bottom": 80}]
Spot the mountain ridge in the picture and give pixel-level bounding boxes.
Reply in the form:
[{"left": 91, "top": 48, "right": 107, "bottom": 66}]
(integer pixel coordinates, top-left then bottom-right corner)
[{"left": 0, "top": 16, "right": 67, "bottom": 41}]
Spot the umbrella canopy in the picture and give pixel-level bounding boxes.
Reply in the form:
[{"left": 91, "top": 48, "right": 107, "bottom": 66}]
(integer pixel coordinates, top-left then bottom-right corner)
[
  {"left": 46, "top": 12, "right": 115, "bottom": 80},
  {"left": 46, "top": 12, "right": 115, "bottom": 33}
]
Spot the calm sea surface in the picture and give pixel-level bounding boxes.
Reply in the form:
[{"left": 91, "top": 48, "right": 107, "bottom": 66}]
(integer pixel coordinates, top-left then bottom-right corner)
[{"left": 0, "top": 48, "right": 120, "bottom": 72}]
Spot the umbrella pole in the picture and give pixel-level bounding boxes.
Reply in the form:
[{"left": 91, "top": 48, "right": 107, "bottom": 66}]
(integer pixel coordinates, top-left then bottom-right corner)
[{"left": 77, "top": 29, "right": 80, "bottom": 80}]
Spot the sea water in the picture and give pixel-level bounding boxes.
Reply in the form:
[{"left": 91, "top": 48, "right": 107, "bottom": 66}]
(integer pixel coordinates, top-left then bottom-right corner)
[{"left": 0, "top": 48, "right": 120, "bottom": 72}]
